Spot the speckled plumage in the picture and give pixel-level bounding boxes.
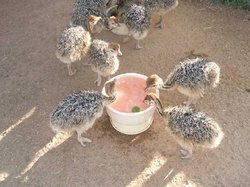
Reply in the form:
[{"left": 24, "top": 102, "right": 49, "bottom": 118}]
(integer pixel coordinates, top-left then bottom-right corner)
[
  {"left": 144, "top": 93, "right": 224, "bottom": 158},
  {"left": 143, "top": 0, "right": 178, "bottom": 12},
  {"left": 56, "top": 26, "right": 91, "bottom": 63},
  {"left": 89, "top": 39, "right": 109, "bottom": 66},
  {"left": 107, "top": 3, "right": 150, "bottom": 49},
  {"left": 74, "top": 0, "right": 106, "bottom": 10},
  {"left": 50, "top": 90, "right": 104, "bottom": 130},
  {"left": 164, "top": 105, "right": 223, "bottom": 147},
  {"left": 50, "top": 82, "right": 116, "bottom": 146},
  {"left": 143, "top": 0, "right": 178, "bottom": 28},
  {"left": 71, "top": 0, "right": 108, "bottom": 32},
  {"left": 146, "top": 58, "right": 220, "bottom": 105},
  {"left": 165, "top": 58, "right": 220, "bottom": 92},
  {"left": 88, "top": 39, "right": 121, "bottom": 86},
  {"left": 124, "top": 4, "right": 151, "bottom": 32},
  {"left": 90, "top": 40, "right": 120, "bottom": 76}
]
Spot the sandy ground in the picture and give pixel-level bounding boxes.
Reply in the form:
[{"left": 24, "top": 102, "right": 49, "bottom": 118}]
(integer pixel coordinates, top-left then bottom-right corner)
[{"left": 0, "top": 0, "right": 250, "bottom": 186}]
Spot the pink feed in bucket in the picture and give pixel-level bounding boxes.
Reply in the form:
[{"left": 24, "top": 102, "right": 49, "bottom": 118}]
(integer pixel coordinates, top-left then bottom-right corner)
[
  {"left": 110, "top": 77, "right": 156, "bottom": 113},
  {"left": 104, "top": 73, "right": 159, "bottom": 135}
]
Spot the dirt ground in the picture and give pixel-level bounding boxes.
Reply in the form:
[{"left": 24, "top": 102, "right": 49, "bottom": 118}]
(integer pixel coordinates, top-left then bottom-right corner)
[{"left": 0, "top": 0, "right": 250, "bottom": 186}]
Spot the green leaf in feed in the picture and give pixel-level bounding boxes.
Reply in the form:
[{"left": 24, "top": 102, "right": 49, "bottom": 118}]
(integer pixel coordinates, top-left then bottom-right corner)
[{"left": 132, "top": 106, "right": 140, "bottom": 113}]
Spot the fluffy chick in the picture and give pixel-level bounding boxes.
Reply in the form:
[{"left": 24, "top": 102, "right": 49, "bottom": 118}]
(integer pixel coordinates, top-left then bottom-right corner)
[
  {"left": 145, "top": 58, "right": 220, "bottom": 105},
  {"left": 56, "top": 15, "right": 101, "bottom": 76},
  {"left": 71, "top": 0, "right": 111, "bottom": 33},
  {"left": 144, "top": 93, "right": 224, "bottom": 158},
  {"left": 113, "top": 0, "right": 178, "bottom": 28},
  {"left": 108, "top": 3, "right": 151, "bottom": 49},
  {"left": 50, "top": 79, "right": 116, "bottom": 146},
  {"left": 142, "top": 0, "right": 179, "bottom": 28},
  {"left": 89, "top": 39, "right": 122, "bottom": 86}
]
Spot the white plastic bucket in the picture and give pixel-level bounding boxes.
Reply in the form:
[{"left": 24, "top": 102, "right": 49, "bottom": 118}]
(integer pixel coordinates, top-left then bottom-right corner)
[{"left": 104, "top": 73, "right": 159, "bottom": 135}]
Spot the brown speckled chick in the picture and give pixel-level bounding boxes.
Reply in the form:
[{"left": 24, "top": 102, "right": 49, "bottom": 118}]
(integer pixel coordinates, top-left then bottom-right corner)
[
  {"left": 50, "top": 79, "right": 116, "bottom": 146},
  {"left": 56, "top": 15, "right": 101, "bottom": 76},
  {"left": 107, "top": 3, "right": 151, "bottom": 49},
  {"left": 144, "top": 93, "right": 224, "bottom": 159},
  {"left": 89, "top": 39, "right": 122, "bottom": 86},
  {"left": 145, "top": 58, "right": 220, "bottom": 105},
  {"left": 142, "top": 0, "right": 179, "bottom": 28},
  {"left": 70, "top": 0, "right": 111, "bottom": 33},
  {"left": 113, "top": 0, "right": 179, "bottom": 28}
]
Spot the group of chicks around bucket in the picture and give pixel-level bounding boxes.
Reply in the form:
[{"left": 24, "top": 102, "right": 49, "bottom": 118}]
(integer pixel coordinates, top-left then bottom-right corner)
[{"left": 51, "top": 0, "right": 224, "bottom": 159}]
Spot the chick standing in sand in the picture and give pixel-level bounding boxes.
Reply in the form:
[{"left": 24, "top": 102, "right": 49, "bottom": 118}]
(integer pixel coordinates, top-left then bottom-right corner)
[
  {"left": 107, "top": 3, "right": 151, "bottom": 49},
  {"left": 50, "top": 79, "right": 116, "bottom": 146},
  {"left": 145, "top": 58, "right": 220, "bottom": 105},
  {"left": 71, "top": 0, "right": 112, "bottom": 33},
  {"left": 142, "top": 0, "right": 179, "bottom": 28},
  {"left": 113, "top": 0, "right": 179, "bottom": 28},
  {"left": 144, "top": 93, "right": 224, "bottom": 158},
  {"left": 56, "top": 15, "right": 101, "bottom": 76},
  {"left": 88, "top": 39, "right": 122, "bottom": 86}
]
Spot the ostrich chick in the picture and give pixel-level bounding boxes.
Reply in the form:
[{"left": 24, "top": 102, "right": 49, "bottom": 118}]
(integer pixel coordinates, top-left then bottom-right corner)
[
  {"left": 142, "top": 0, "right": 179, "bottom": 28},
  {"left": 144, "top": 93, "right": 224, "bottom": 158},
  {"left": 108, "top": 3, "right": 151, "bottom": 49},
  {"left": 56, "top": 15, "right": 101, "bottom": 76},
  {"left": 89, "top": 39, "right": 122, "bottom": 86},
  {"left": 145, "top": 58, "right": 220, "bottom": 105},
  {"left": 50, "top": 79, "right": 116, "bottom": 146},
  {"left": 71, "top": 0, "right": 111, "bottom": 33},
  {"left": 113, "top": 0, "right": 178, "bottom": 28}
]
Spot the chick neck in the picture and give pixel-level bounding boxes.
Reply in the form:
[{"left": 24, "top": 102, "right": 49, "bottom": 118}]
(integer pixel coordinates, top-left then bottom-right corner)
[
  {"left": 155, "top": 78, "right": 166, "bottom": 91},
  {"left": 101, "top": 94, "right": 115, "bottom": 105},
  {"left": 153, "top": 96, "right": 165, "bottom": 118}
]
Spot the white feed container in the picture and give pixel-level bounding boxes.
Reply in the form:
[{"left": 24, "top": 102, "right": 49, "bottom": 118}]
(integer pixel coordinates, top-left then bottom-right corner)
[{"left": 103, "top": 73, "right": 159, "bottom": 135}]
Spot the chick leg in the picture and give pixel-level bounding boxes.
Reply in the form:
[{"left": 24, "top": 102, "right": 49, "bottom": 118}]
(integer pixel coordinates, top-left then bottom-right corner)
[
  {"left": 95, "top": 73, "right": 102, "bottom": 86},
  {"left": 76, "top": 128, "right": 92, "bottom": 147},
  {"left": 123, "top": 31, "right": 132, "bottom": 43},
  {"left": 82, "top": 58, "right": 91, "bottom": 66},
  {"left": 154, "top": 15, "right": 163, "bottom": 29},
  {"left": 184, "top": 95, "right": 200, "bottom": 106},
  {"left": 191, "top": 96, "right": 200, "bottom": 105},
  {"left": 180, "top": 144, "right": 193, "bottom": 159},
  {"left": 67, "top": 63, "right": 76, "bottom": 76},
  {"left": 136, "top": 40, "right": 143, "bottom": 50},
  {"left": 180, "top": 149, "right": 192, "bottom": 159},
  {"left": 184, "top": 99, "right": 192, "bottom": 106},
  {"left": 123, "top": 36, "right": 130, "bottom": 43}
]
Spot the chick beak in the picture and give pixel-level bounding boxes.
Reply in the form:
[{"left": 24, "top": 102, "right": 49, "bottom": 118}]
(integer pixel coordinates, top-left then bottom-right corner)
[
  {"left": 117, "top": 50, "right": 122, "bottom": 56},
  {"left": 105, "top": 26, "right": 111, "bottom": 31},
  {"left": 162, "top": 84, "right": 171, "bottom": 90},
  {"left": 144, "top": 86, "right": 150, "bottom": 92},
  {"left": 111, "top": 96, "right": 115, "bottom": 102}
]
